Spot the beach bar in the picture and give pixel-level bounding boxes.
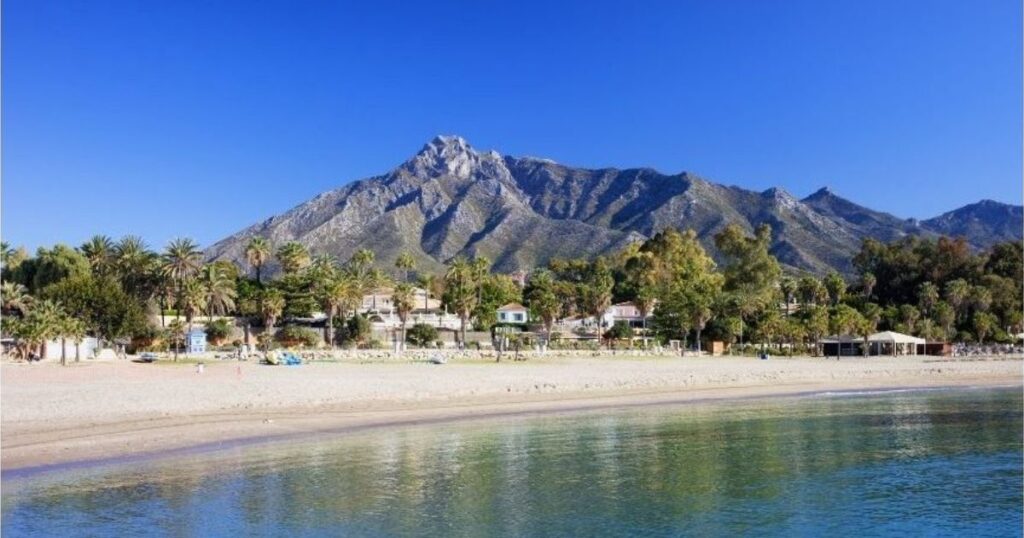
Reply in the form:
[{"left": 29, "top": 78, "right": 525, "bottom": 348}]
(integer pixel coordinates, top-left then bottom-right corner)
[{"left": 820, "top": 331, "right": 927, "bottom": 357}]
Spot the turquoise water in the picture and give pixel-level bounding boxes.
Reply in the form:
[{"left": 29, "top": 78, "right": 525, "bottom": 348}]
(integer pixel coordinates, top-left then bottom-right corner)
[{"left": 3, "top": 388, "right": 1021, "bottom": 537}]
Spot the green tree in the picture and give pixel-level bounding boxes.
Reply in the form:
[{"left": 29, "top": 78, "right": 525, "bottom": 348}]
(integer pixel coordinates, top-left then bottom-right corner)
[
  {"left": 245, "top": 236, "right": 272, "bottom": 284},
  {"left": 276, "top": 241, "right": 311, "bottom": 275},
  {"left": 1, "top": 281, "right": 32, "bottom": 316},
  {"left": 972, "top": 311, "right": 998, "bottom": 343},
  {"left": 80, "top": 235, "right": 116, "bottom": 276},
  {"left": 406, "top": 323, "right": 439, "bottom": 347},
  {"left": 27, "top": 245, "right": 91, "bottom": 292},
  {"left": 259, "top": 289, "right": 286, "bottom": 348},
  {"left": 822, "top": 272, "right": 846, "bottom": 306},
  {"left": 444, "top": 256, "right": 477, "bottom": 346},
  {"left": 829, "top": 304, "right": 863, "bottom": 358},
  {"left": 797, "top": 276, "right": 828, "bottom": 307},
  {"left": 162, "top": 238, "right": 203, "bottom": 325},
  {"left": 932, "top": 301, "right": 955, "bottom": 340},
  {"left": 392, "top": 283, "right": 415, "bottom": 348},
  {"left": 714, "top": 224, "right": 781, "bottom": 346},
  {"left": 798, "top": 306, "right": 829, "bottom": 356},
  {"left": 916, "top": 282, "right": 939, "bottom": 316},
  {"left": 395, "top": 252, "right": 416, "bottom": 283},
  {"left": 779, "top": 276, "right": 797, "bottom": 316},
  {"left": 199, "top": 264, "right": 237, "bottom": 318},
  {"left": 525, "top": 270, "right": 561, "bottom": 343}
]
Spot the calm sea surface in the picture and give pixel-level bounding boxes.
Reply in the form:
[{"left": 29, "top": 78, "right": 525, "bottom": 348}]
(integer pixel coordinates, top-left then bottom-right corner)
[{"left": 3, "top": 388, "right": 1021, "bottom": 537}]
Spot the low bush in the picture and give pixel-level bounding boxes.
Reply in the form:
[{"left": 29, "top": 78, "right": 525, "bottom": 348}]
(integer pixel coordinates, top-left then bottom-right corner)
[{"left": 275, "top": 325, "right": 321, "bottom": 348}]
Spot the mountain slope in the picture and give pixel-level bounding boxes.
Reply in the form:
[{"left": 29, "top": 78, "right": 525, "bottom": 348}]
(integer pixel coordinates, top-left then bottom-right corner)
[
  {"left": 206, "top": 136, "right": 1022, "bottom": 275},
  {"left": 921, "top": 200, "right": 1023, "bottom": 249}
]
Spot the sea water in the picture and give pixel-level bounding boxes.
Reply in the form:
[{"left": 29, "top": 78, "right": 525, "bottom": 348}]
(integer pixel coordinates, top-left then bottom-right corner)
[{"left": 2, "top": 388, "right": 1021, "bottom": 537}]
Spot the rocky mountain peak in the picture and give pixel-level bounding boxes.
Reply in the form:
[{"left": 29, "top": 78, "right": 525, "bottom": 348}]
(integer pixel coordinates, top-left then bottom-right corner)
[{"left": 403, "top": 135, "right": 501, "bottom": 180}]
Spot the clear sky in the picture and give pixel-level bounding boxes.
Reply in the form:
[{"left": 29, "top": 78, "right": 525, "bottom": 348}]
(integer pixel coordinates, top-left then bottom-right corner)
[{"left": 3, "top": 0, "right": 1021, "bottom": 251}]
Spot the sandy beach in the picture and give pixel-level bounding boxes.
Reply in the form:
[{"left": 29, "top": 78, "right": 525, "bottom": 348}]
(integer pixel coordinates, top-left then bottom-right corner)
[{"left": 2, "top": 354, "right": 1021, "bottom": 472}]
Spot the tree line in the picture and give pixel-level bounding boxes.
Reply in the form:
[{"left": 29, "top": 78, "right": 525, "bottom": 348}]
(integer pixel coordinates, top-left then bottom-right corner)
[{"left": 1, "top": 226, "right": 1020, "bottom": 360}]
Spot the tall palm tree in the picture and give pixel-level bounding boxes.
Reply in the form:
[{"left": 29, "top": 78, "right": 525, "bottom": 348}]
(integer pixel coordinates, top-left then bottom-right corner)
[
  {"left": 114, "top": 235, "right": 157, "bottom": 298},
  {"left": 392, "top": 283, "right": 415, "bottom": 350},
  {"left": 366, "top": 268, "right": 388, "bottom": 312},
  {"left": 80, "top": 235, "right": 115, "bottom": 276},
  {"left": 471, "top": 256, "right": 491, "bottom": 306},
  {"left": 276, "top": 241, "right": 311, "bottom": 275},
  {"left": 395, "top": 252, "right": 416, "bottom": 283},
  {"left": 200, "top": 264, "right": 237, "bottom": 318},
  {"left": 162, "top": 238, "right": 204, "bottom": 326},
  {"left": 779, "top": 276, "right": 796, "bottom": 316},
  {"left": 259, "top": 290, "right": 286, "bottom": 349},
  {"left": 245, "top": 237, "right": 272, "bottom": 284},
  {"left": 180, "top": 279, "right": 207, "bottom": 331},
  {"left": 445, "top": 257, "right": 476, "bottom": 347},
  {"left": 315, "top": 269, "right": 357, "bottom": 348}
]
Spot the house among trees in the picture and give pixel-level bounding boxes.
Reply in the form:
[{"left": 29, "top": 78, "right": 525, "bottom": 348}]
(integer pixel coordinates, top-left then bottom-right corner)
[
  {"left": 496, "top": 303, "right": 529, "bottom": 324},
  {"left": 602, "top": 301, "right": 652, "bottom": 329}
]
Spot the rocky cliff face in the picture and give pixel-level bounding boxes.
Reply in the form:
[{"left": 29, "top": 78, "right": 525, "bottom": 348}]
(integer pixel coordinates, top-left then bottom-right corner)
[{"left": 206, "top": 136, "right": 1022, "bottom": 275}]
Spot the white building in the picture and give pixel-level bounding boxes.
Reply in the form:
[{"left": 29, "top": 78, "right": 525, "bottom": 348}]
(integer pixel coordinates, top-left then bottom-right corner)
[
  {"left": 360, "top": 286, "right": 439, "bottom": 315},
  {"left": 496, "top": 303, "right": 529, "bottom": 324},
  {"left": 602, "top": 301, "right": 653, "bottom": 328},
  {"left": 43, "top": 337, "right": 99, "bottom": 360}
]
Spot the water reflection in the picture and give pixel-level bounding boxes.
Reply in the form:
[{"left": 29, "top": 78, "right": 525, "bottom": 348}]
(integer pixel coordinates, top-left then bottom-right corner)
[{"left": 3, "top": 389, "right": 1021, "bottom": 537}]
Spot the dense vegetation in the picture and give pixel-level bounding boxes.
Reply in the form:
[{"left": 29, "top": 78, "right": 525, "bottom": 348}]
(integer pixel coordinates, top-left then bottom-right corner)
[{"left": 1, "top": 226, "right": 1020, "bottom": 361}]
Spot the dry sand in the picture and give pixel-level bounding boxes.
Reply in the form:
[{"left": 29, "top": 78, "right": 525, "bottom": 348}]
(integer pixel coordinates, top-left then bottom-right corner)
[{"left": 2, "top": 354, "right": 1021, "bottom": 472}]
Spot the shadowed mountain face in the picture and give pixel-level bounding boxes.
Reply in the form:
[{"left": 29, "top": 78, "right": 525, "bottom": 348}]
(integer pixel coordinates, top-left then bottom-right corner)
[{"left": 206, "top": 136, "right": 1022, "bottom": 275}]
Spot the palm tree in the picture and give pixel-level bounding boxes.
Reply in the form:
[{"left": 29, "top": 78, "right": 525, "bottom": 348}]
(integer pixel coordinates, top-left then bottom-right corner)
[
  {"left": 471, "top": 256, "right": 491, "bottom": 305},
  {"left": 366, "top": 268, "right": 388, "bottom": 312},
  {"left": 526, "top": 270, "right": 560, "bottom": 345},
  {"left": 276, "top": 241, "right": 310, "bottom": 275},
  {"left": 860, "top": 272, "right": 877, "bottom": 300},
  {"left": 317, "top": 272, "right": 357, "bottom": 348},
  {"left": 350, "top": 248, "right": 375, "bottom": 273},
  {"left": 166, "top": 319, "right": 186, "bottom": 361},
  {"left": 779, "top": 276, "right": 796, "bottom": 316},
  {"left": 0, "top": 241, "right": 13, "bottom": 269},
  {"left": 23, "top": 299, "right": 65, "bottom": 362},
  {"left": 245, "top": 237, "right": 272, "bottom": 284},
  {"left": 259, "top": 290, "right": 286, "bottom": 349},
  {"left": 114, "top": 235, "right": 157, "bottom": 299},
  {"left": 180, "top": 279, "right": 207, "bottom": 331},
  {"left": 200, "top": 264, "right": 237, "bottom": 318},
  {"left": 445, "top": 257, "right": 476, "bottom": 347},
  {"left": 392, "top": 283, "right": 415, "bottom": 351},
  {"left": 80, "top": 235, "right": 115, "bottom": 276},
  {"left": 64, "top": 316, "right": 87, "bottom": 363},
  {"left": 162, "top": 238, "right": 203, "bottom": 324},
  {"left": 1, "top": 281, "right": 32, "bottom": 316},
  {"left": 944, "top": 279, "right": 971, "bottom": 324},
  {"left": 395, "top": 252, "right": 416, "bottom": 283}
]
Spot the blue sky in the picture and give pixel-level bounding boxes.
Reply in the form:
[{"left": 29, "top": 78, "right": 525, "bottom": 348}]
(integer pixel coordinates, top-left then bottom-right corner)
[{"left": 3, "top": 0, "right": 1021, "bottom": 251}]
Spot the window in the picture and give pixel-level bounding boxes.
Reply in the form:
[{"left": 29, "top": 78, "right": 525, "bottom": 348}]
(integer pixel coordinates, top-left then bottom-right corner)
[
  {"left": 499, "top": 312, "right": 507, "bottom": 321},
  {"left": 513, "top": 313, "right": 524, "bottom": 322}
]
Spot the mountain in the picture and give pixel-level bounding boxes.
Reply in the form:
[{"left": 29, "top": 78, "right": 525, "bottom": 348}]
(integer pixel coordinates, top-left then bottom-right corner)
[
  {"left": 920, "top": 200, "right": 1023, "bottom": 249},
  {"left": 206, "top": 136, "right": 1022, "bottom": 275}
]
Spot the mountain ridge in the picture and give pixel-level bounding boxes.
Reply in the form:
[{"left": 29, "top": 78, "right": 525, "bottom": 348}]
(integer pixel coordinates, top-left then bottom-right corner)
[{"left": 207, "top": 136, "right": 1022, "bottom": 275}]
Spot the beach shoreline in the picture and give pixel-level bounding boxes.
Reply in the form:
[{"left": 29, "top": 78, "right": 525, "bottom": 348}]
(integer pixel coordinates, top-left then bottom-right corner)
[{"left": 2, "top": 355, "right": 1021, "bottom": 473}]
